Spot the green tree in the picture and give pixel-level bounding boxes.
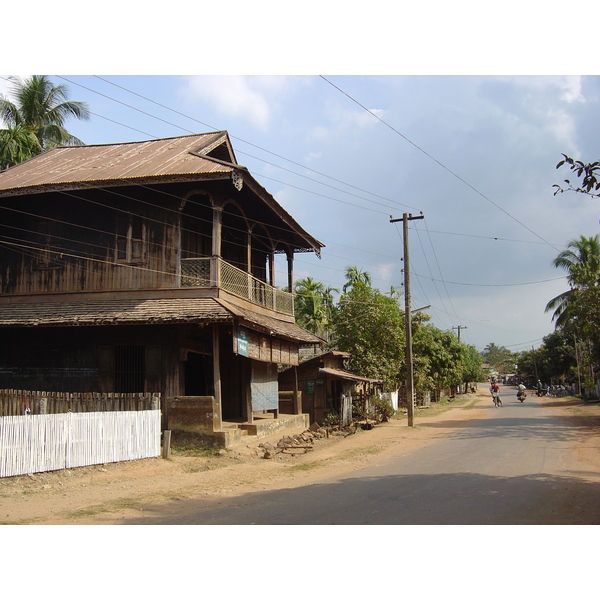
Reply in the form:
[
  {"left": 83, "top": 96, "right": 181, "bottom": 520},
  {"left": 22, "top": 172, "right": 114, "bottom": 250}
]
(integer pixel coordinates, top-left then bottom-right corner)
[
  {"left": 413, "top": 324, "right": 463, "bottom": 391},
  {"left": 0, "top": 75, "right": 90, "bottom": 168},
  {"left": 545, "top": 235, "right": 600, "bottom": 330},
  {"left": 481, "top": 342, "right": 517, "bottom": 374},
  {"left": 462, "top": 344, "right": 486, "bottom": 385},
  {"left": 342, "top": 265, "right": 372, "bottom": 292},
  {"left": 294, "top": 277, "right": 337, "bottom": 338},
  {"left": 554, "top": 154, "right": 600, "bottom": 199},
  {"left": 333, "top": 280, "right": 404, "bottom": 390},
  {"left": 516, "top": 331, "right": 590, "bottom": 386},
  {"left": 412, "top": 321, "right": 484, "bottom": 397},
  {"left": 0, "top": 124, "right": 42, "bottom": 170}
]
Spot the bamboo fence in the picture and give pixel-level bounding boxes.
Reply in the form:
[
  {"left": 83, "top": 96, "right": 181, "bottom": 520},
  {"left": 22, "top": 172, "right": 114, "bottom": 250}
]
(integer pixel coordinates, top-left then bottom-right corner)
[{"left": 0, "top": 410, "right": 161, "bottom": 478}]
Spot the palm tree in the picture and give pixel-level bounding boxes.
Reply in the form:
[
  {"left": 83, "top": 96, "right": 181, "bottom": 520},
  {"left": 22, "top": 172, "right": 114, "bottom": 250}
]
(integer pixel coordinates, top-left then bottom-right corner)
[
  {"left": 387, "top": 285, "right": 402, "bottom": 300},
  {"left": 0, "top": 124, "right": 42, "bottom": 170},
  {"left": 342, "top": 265, "right": 372, "bottom": 292},
  {"left": 294, "top": 277, "right": 337, "bottom": 337},
  {"left": 545, "top": 234, "right": 600, "bottom": 329},
  {"left": 0, "top": 75, "right": 90, "bottom": 168}
]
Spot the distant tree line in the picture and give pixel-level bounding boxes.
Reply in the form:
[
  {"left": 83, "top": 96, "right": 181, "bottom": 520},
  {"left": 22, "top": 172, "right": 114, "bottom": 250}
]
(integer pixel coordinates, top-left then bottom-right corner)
[
  {"left": 293, "top": 265, "right": 485, "bottom": 396},
  {"left": 483, "top": 155, "right": 600, "bottom": 393}
]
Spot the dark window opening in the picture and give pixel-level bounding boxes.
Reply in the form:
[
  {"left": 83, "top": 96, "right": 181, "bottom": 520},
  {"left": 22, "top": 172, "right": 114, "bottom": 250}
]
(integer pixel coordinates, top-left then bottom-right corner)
[{"left": 115, "top": 345, "right": 145, "bottom": 393}]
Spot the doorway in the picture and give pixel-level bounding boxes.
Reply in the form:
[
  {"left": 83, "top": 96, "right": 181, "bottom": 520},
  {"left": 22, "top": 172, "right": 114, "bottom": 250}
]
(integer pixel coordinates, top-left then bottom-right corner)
[{"left": 184, "top": 352, "right": 213, "bottom": 396}]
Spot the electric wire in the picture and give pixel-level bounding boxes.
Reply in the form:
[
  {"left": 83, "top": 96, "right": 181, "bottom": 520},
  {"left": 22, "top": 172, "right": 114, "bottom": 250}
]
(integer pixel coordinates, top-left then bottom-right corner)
[
  {"left": 319, "top": 75, "right": 562, "bottom": 252},
  {"left": 56, "top": 76, "right": 417, "bottom": 216},
  {"left": 1, "top": 75, "right": 564, "bottom": 348}
]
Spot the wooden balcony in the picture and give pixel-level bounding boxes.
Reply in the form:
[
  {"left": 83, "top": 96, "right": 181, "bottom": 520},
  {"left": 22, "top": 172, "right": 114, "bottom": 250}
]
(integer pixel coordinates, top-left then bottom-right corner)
[{"left": 181, "top": 257, "right": 294, "bottom": 317}]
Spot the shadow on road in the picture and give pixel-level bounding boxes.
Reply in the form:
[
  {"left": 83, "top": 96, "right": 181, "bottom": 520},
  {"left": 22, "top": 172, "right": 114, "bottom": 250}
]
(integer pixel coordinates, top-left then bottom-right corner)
[{"left": 118, "top": 469, "right": 600, "bottom": 526}]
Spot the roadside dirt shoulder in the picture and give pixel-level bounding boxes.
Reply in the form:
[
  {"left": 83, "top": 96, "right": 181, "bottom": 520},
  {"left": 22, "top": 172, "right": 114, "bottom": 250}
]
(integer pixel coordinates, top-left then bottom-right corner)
[
  {"left": 2, "top": 388, "right": 599, "bottom": 525},
  {"left": 0, "top": 393, "right": 488, "bottom": 525}
]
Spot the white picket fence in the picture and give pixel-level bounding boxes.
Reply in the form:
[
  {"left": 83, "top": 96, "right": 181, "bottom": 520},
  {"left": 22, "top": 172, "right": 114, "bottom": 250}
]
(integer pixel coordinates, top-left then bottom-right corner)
[{"left": 0, "top": 410, "right": 161, "bottom": 478}]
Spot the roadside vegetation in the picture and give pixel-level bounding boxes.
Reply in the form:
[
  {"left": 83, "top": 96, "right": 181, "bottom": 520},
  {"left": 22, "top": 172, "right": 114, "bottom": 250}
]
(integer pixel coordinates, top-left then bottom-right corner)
[
  {"left": 293, "top": 264, "right": 486, "bottom": 418},
  {"left": 479, "top": 156, "right": 600, "bottom": 397}
]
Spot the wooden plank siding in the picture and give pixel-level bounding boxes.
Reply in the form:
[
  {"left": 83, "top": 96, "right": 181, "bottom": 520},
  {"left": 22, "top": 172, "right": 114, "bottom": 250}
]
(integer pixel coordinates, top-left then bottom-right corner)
[
  {"left": 0, "top": 389, "right": 160, "bottom": 417},
  {"left": 0, "top": 185, "right": 181, "bottom": 296}
]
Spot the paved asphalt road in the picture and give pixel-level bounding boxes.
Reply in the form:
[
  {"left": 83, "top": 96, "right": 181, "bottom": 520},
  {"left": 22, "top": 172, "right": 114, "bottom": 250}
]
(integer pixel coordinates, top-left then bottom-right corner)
[{"left": 123, "top": 386, "right": 600, "bottom": 525}]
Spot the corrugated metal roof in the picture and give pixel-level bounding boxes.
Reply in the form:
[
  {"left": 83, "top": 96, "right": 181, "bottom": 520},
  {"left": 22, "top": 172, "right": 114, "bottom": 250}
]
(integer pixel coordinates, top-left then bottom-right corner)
[
  {"left": 0, "top": 297, "right": 233, "bottom": 327},
  {"left": 0, "top": 295, "right": 322, "bottom": 344},
  {"left": 0, "top": 132, "right": 237, "bottom": 196},
  {"left": 0, "top": 131, "right": 324, "bottom": 254},
  {"left": 318, "top": 367, "right": 383, "bottom": 384},
  {"left": 216, "top": 298, "right": 323, "bottom": 344}
]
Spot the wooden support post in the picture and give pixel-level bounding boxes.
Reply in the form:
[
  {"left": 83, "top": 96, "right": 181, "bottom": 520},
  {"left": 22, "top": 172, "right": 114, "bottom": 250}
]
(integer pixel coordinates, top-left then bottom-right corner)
[
  {"left": 212, "top": 325, "right": 223, "bottom": 425},
  {"left": 293, "top": 366, "right": 302, "bottom": 415},
  {"left": 162, "top": 430, "right": 171, "bottom": 459}
]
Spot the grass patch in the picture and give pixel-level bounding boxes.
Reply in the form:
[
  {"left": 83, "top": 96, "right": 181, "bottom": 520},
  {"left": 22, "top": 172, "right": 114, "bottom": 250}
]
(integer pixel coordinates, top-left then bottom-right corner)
[
  {"left": 339, "top": 446, "right": 384, "bottom": 460},
  {"left": 64, "top": 497, "right": 142, "bottom": 520},
  {"left": 170, "top": 446, "right": 223, "bottom": 458},
  {"left": 287, "top": 460, "right": 328, "bottom": 472}
]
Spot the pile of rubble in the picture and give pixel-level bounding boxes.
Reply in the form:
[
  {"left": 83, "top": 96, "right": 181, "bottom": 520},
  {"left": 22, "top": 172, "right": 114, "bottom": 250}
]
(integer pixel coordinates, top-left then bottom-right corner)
[{"left": 258, "top": 423, "right": 330, "bottom": 459}]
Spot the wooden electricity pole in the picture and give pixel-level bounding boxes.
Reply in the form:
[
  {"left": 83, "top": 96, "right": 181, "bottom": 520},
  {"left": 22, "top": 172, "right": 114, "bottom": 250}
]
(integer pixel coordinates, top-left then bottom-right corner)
[
  {"left": 453, "top": 325, "right": 467, "bottom": 343},
  {"left": 391, "top": 212, "right": 424, "bottom": 427},
  {"left": 453, "top": 326, "right": 468, "bottom": 393}
]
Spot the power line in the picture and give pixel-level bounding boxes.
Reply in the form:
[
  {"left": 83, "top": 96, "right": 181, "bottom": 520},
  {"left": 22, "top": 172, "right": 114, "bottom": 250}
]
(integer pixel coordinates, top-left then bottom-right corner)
[
  {"left": 91, "top": 75, "right": 422, "bottom": 212},
  {"left": 412, "top": 273, "right": 567, "bottom": 287},
  {"left": 319, "top": 75, "right": 561, "bottom": 251},
  {"left": 56, "top": 76, "right": 418, "bottom": 215}
]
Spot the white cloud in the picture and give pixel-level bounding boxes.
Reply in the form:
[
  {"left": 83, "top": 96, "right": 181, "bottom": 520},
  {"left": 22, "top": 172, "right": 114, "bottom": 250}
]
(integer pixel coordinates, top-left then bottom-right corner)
[
  {"left": 377, "top": 262, "right": 395, "bottom": 284},
  {"left": 307, "top": 126, "right": 328, "bottom": 141},
  {"left": 183, "top": 76, "right": 270, "bottom": 128},
  {"left": 181, "top": 75, "right": 309, "bottom": 130}
]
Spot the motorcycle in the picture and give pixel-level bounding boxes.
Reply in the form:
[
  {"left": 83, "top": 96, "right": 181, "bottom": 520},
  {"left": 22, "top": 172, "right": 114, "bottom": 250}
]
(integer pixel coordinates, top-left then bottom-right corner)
[{"left": 517, "top": 390, "right": 526, "bottom": 402}]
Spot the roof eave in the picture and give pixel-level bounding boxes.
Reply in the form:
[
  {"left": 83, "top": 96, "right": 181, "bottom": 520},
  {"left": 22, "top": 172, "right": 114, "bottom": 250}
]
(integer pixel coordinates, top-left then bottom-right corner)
[{"left": 0, "top": 171, "right": 233, "bottom": 199}]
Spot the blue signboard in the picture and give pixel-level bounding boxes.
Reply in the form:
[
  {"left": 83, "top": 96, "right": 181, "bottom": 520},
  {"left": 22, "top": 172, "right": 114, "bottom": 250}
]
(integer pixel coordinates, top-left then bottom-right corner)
[{"left": 237, "top": 327, "right": 249, "bottom": 357}]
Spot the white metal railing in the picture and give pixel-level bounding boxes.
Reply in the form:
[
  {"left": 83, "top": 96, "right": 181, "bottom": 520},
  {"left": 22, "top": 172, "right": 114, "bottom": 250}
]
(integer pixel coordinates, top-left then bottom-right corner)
[{"left": 181, "top": 257, "right": 294, "bottom": 316}]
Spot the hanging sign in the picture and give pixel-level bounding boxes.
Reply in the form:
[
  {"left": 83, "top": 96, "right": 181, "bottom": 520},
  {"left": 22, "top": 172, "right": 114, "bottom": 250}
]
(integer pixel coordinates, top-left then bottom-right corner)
[{"left": 237, "top": 327, "right": 249, "bottom": 357}]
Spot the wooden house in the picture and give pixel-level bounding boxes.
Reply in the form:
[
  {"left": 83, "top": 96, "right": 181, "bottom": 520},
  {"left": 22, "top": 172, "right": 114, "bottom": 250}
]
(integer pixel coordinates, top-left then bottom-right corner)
[
  {"left": 278, "top": 351, "right": 383, "bottom": 425},
  {"left": 0, "top": 132, "right": 324, "bottom": 444}
]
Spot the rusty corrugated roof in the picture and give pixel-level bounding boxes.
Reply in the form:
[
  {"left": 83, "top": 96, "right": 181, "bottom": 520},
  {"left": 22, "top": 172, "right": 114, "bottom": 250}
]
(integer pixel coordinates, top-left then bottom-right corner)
[
  {"left": 318, "top": 367, "right": 383, "bottom": 384},
  {"left": 0, "top": 132, "right": 238, "bottom": 196},
  {"left": 0, "top": 295, "right": 322, "bottom": 344},
  {"left": 216, "top": 298, "right": 323, "bottom": 344},
  {"left": 0, "top": 131, "right": 324, "bottom": 255},
  {"left": 0, "top": 297, "right": 233, "bottom": 327}
]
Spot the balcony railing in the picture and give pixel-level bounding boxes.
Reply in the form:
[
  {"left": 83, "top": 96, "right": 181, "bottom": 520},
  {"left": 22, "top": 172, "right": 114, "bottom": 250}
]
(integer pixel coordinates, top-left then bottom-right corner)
[{"left": 181, "top": 257, "right": 294, "bottom": 316}]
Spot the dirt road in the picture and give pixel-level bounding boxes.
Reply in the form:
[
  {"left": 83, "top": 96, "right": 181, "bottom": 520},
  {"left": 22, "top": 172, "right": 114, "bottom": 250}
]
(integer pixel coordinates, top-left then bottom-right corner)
[{"left": 2, "top": 387, "right": 599, "bottom": 525}]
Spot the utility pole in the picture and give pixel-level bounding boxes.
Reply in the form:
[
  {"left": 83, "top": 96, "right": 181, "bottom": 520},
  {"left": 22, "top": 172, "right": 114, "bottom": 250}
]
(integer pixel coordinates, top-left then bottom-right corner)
[
  {"left": 452, "top": 326, "right": 467, "bottom": 393},
  {"left": 390, "top": 212, "right": 424, "bottom": 427},
  {"left": 452, "top": 325, "right": 467, "bottom": 343}
]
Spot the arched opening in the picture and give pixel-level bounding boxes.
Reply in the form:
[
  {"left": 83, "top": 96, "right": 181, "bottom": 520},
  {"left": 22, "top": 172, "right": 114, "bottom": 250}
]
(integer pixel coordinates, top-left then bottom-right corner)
[
  {"left": 221, "top": 202, "right": 248, "bottom": 272},
  {"left": 180, "top": 192, "right": 212, "bottom": 259},
  {"left": 251, "top": 223, "right": 273, "bottom": 284}
]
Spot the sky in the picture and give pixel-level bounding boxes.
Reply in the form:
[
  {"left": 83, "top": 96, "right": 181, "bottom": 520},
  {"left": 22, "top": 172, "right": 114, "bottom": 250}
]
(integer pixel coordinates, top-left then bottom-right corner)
[
  {"left": 3, "top": 2, "right": 599, "bottom": 585},
  {"left": 2, "top": 7, "right": 599, "bottom": 357},
  {"left": 4, "top": 73, "right": 598, "bottom": 353}
]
